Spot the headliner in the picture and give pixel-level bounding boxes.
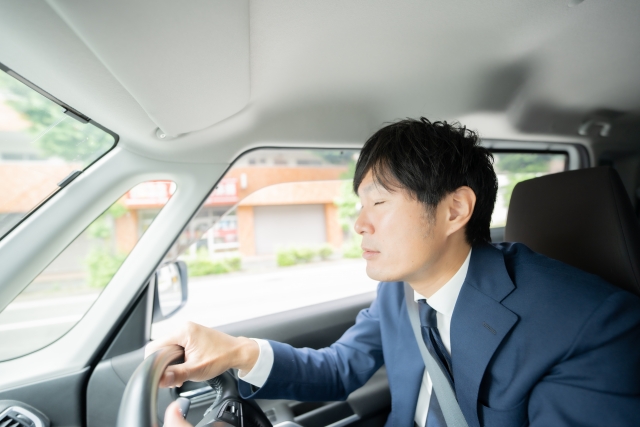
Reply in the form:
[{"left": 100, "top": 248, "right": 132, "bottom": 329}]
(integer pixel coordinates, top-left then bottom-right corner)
[{"left": 1, "top": 0, "right": 639, "bottom": 163}]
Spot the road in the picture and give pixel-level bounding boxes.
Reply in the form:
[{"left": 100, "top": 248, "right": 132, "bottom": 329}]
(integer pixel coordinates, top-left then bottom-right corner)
[
  {"left": 0, "top": 259, "right": 378, "bottom": 360},
  {"left": 152, "top": 258, "right": 378, "bottom": 337}
]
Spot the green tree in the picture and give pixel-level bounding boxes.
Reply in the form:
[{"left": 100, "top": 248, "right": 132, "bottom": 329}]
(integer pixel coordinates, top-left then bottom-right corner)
[
  {"left": 495, "top": 153, "right": 563, "bottom": 207},
  {"left": 495, "top": 153, "right": 553, "bottom": 173},
  {"left": 334, "top": 160, "right": 364, "bottom": 257},
  {"left": 84, "top": 202, "right": 130, "bottom": 288},
  {"left": 0, "top": 70, "right": 114, "bottom": 164},
  {"left": 311, "top": 149, "right": 359, "bottom": 166},
  {"left": 335, "top": 161, "right": 359, "bottom": 232}
]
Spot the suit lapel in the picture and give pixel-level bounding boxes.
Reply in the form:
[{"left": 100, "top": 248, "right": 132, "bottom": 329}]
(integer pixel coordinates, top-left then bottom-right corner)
[{"left": 451, "top": 244, "right": 519, "bottom": 427}]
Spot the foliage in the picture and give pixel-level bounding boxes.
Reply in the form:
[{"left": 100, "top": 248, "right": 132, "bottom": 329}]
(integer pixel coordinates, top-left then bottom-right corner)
[
  {"left": 225, "top": 256, "right": 242, "bottom": 271},
  {"left": 0, "top": 70, "right": 114, "bottom": 163},
  {"left": 83, "top": 202, "right": 131, "bottom": 287},
  {"left": 293, "top": 247, "right": 316, "bottom": 263},
  {"left": 276, "top": 246, "right": 318, "bottom": 266},
  {"left": 318, "top": 244, "right": 334, "bottom": 260},
  {"left": 84, "top": 247, "right": 127, "bottom": 288},
  {"left": 276, "top": 245, "right": 337, "bottom": 266},
  {"left": 502, "top": 173, "right": 538, "bottom": 207},
  {"left": 87, "top": 203, "right": 128, "bottom": 239},
  {"left": 311, "top": 150, "right": 359, "bottom": 166},
  {"left": 494, "top": 153, "right": 553, "bottom": 174},
  {"left": 333, "top": 159, "right": 364, "bottom": 260},
  {"left": 335, "top": 180, "right": 360, "bottom": 232},
  {"left": 495, "top": 153, "right": 564, "bottom": 207},
  {"left": 339, "top": 159, "right": 357, "bottom": 180},
  {"left": 186, "top": 250, "right": 242, "bottom": 277},
  {"left": 342, "top": 234, "right": 363, "bottom": 259},
  {"left": 276, "top": 248, "right": 297, "bottom": 267}
]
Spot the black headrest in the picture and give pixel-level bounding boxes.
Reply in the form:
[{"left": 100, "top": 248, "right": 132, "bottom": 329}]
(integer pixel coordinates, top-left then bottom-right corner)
[{"left": 505, "top": 166, "right": 640, "bottom": 297}]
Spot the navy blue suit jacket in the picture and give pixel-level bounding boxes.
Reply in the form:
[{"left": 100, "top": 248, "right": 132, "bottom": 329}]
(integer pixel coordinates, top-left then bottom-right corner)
[{"left": 240, "top": 243, "right": 640, "bottom": 426}]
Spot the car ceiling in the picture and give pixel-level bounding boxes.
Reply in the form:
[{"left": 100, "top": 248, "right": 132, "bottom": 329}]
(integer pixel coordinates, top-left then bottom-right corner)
[{"left": 0, "top": 0, "right": 639, "bottom": 164}]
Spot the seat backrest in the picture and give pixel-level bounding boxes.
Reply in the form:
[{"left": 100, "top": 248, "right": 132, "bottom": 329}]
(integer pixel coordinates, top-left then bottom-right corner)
[{"left": 505, "top": 166, "right": 640, "bottom": 297}]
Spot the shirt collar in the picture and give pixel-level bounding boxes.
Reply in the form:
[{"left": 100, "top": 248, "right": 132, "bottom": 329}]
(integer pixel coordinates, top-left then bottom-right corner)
[{"left": 414, "top": 248, "right": 472, "bottom": 316}]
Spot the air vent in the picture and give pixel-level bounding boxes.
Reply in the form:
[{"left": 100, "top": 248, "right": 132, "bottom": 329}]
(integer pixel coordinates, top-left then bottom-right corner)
[
  {"left": 0, "top": 407, "right": 42, "bottom": 427},
  {"left": 0, "top": 411, "right": 32, "bottom": 427}
]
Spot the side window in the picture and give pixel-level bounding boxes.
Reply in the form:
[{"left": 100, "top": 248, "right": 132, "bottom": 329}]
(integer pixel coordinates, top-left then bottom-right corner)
[
  {"left": 490, "top": 152, "right": 567, "bottom": 228},
  {"left": 152, "top": 149, "right": 377, "bottom": 338},
  {"left": 0, "top": 65, "right": 117, "bottom": 240},
  {"left": 0, "top": 180, "right": 175, "bottom": 361}
]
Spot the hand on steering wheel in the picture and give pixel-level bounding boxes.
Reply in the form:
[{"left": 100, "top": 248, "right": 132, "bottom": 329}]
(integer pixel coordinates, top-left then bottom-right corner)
[
  {"left": 144, "top": 321, "right": 260, "bottom": 387},
  {"left": 117, "top": 321, "right": 273, "bottom": 427}
]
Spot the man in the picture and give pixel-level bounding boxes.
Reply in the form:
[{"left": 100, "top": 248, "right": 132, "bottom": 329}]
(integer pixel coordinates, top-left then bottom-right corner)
[{"left": 149, "top": 118, "right": 640, "bottom": 427}]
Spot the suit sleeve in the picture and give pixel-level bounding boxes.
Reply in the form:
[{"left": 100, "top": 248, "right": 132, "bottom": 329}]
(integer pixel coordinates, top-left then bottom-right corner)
[
  {"left": 528, "top": 290, "right": 640, "bottom": 426},
  {"left": 238, "top": 286, "right": 385, "bottom": 402}
]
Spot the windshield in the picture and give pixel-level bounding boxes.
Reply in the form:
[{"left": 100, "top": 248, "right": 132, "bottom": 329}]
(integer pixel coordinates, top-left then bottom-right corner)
[{"left": 0, "top": 64, "right": 117, "bottom": 240}]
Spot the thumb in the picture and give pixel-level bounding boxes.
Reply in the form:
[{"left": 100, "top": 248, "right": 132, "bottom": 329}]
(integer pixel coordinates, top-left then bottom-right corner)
[{"left": 164, "top": 401, "right": 193, "bottom": 427}]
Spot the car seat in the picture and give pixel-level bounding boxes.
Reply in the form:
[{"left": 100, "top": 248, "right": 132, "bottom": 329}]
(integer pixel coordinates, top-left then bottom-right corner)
[{"left": 504, "top": 166, "right": 640, "bottom": 297}]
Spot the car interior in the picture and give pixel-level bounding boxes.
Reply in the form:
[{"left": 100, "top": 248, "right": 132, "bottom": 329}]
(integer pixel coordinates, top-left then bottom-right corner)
[{"left": 1, "top": 1, "right": 640, "bottom": 427}]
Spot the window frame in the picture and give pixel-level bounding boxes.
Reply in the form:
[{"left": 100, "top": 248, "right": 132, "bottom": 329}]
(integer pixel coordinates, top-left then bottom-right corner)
[{"left": 0, "top": 61, "right": 120, "bottom": 242}]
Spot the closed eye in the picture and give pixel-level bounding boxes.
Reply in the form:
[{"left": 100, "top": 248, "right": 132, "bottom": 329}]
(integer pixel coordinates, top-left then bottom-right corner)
[{"left": 374, "top": 201, "right": 385, "bottom": 206}]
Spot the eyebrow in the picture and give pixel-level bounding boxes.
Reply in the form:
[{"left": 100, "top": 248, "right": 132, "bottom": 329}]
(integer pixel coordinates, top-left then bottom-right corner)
[
  {"left": 358, "top": 181, "right": 390, "bottom": 197},
  {"left": 358, "top": 183, "right": 375, "bottom": 196}
]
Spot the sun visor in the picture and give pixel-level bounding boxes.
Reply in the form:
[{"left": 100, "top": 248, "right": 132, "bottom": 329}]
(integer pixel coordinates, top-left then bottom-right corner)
[{"left": 47, "top": 0, "right": 250, "bottom": 137}]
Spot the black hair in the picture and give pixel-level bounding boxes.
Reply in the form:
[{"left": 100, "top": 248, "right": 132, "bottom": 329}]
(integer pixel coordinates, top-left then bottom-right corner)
[{"left": 353, "top": 117, "right": 497, "bottom": 245}]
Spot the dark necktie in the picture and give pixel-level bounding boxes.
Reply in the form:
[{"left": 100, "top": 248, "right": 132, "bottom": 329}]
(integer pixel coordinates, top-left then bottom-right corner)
[{"left": 418, "top": 300, "right": 454, "bottom": 427}]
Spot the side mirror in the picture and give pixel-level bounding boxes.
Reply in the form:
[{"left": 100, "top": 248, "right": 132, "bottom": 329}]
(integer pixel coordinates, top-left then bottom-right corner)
[{"left": 152, "top": 261, "right": 188, "bottom": 323}]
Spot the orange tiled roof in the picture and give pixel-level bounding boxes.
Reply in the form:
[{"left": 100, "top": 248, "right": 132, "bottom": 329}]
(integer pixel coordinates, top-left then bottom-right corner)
[
  {"left": 0, "top": 163, "right": 76, "bottom": 212},
  {"left": 240, "top": 180, "right": 343, "bottom": 206}
]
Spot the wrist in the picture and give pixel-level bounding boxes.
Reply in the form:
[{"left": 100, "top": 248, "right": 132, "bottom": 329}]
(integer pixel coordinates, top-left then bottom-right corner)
[{"left": 234, "top": 337, "right": 260, "bottom": 373}]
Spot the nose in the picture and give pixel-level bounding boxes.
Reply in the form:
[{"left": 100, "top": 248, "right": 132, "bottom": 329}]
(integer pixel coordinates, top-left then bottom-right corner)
[{"left": 354, "top": 207, "right": 372, "bottom": 235}]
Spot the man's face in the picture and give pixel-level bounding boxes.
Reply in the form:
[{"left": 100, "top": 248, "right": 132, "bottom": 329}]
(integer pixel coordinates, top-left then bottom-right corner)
[{"left": 355, "top": 170, "right": 449, "bottom": 284}]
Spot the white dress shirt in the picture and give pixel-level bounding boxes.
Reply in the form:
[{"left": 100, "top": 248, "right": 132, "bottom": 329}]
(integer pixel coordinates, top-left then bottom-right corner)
[{"left": 239, "top": 249, "right": 472, "bottom": 427}]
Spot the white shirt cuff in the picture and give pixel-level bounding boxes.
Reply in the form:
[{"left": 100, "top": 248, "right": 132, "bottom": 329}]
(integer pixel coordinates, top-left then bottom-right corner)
[{"left": 237, "top": 338, "right": 274, "bottom": 388}]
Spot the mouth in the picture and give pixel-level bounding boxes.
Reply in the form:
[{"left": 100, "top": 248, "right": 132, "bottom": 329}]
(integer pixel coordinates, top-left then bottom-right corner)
[{"left": 361, "top": 247, "right": 380, "bottom": 260}]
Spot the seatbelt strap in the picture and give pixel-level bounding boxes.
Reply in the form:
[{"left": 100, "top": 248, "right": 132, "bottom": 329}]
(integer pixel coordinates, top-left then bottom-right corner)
[{"left": 404, "top": 283, "right": 469, "bottom": 427}]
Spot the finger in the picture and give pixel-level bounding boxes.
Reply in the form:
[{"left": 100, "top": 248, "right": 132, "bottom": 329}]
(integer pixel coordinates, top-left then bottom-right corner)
[
  {"left": 164, "top": 401, "right": 193, "bottom": 427},
  {"left": 158, "top": 370, "right": 176, "bottom": 388},
  {"left": 161, "top": 364, "right": 189, "bottom": 388},
  {"left": 144, "top": 336, "right": 181, "bottom": 359},
  {"left": 144, "top": 323, "right": 193, "bottom": 358}
]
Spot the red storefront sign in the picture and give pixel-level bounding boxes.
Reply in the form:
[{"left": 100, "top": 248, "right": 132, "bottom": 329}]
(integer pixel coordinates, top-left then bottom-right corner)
[
  {"left": 123, "top": 178, "right": 238, "bottom": 208},
  {"left": 204, "top": 177, "right": 238, "bottom": 205},
  {"left": 123, "top": 181, "right": 175, "bottom": 207}
]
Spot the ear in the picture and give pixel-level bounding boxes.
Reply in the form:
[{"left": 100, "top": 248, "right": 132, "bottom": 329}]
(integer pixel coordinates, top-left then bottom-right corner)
[{"left": 444, "top": 186, "right": 476, "bottom": 236}]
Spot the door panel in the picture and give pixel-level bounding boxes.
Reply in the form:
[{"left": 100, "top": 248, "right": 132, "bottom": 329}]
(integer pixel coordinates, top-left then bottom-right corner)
[{"left": 0, "top": 368, "right": 89, "bottom": 427}]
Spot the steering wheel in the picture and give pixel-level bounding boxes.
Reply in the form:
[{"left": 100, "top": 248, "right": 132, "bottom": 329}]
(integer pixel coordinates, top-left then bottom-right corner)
[{"left": 116, "top": 344, "right": 273, "bottom": 427}]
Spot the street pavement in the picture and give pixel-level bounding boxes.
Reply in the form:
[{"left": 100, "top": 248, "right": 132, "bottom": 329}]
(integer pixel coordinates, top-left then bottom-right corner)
[{"left": 0, "top": 258, "right": 378, "bottom": 360}]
